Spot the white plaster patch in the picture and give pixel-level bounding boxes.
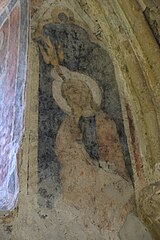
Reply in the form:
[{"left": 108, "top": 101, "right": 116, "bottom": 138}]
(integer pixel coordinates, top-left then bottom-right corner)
[{"left": 118, "top": 213, "right": 152, "bottom": 240}]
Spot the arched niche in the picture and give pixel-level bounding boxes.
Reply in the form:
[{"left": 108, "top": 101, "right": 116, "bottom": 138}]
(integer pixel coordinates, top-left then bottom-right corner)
[{"left": 30, "top": 1, "right": 160, "bottom": 238}]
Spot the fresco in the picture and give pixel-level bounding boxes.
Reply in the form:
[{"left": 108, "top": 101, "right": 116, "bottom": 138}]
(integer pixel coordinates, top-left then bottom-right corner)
[
  {"left": 34, "top": 6, "right": 134, "bottom": 233},
  {"left": 0, "top": 0, "right": 28, "bottom": 211},
  {"left": 0, "top": 0, "right": 10, "bottom": 10}
]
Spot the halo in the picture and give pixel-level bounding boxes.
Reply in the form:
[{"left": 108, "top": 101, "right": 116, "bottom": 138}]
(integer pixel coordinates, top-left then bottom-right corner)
[
  {"left": 51, "top": 66, "right": 102, "bottom": 115},
  {"left": 51, "top": 7, "right": 74, "bottom": 23}
]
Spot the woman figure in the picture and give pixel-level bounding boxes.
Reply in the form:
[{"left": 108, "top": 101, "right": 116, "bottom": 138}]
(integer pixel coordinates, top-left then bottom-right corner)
[{"left": 52, "top": 66, "right": 133, "bottom": 233}]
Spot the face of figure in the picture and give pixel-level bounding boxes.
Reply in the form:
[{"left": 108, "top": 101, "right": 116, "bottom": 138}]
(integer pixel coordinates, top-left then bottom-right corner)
[{"left": 62, "top": 79, "right": 92, "bottom": 115}]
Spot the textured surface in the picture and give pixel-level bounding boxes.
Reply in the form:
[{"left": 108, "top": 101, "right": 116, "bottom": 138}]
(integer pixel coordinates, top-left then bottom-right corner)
[
  {"left": 144, "top": 6, "right": 160, "bottom": 46},
  {"left": 0, "top": 0, "right": 28, "bottom": 211},
  {"left": 137, "top": 0, "right": 160, "bottom": 46},
  {"left": 37, "top": 21, "right": 133, "bottom": 208},
  {"left": 0, "top": 0, "right": 159, "bottom": 239},
  {"left": 0, "top": 0, "right": 10, "bottom": 10},
  {"left": 119, "top": 213, "right": 152, "bottom": 240},
  {"left": 33, "top": 8, "right": 135, "bottom": 237}
]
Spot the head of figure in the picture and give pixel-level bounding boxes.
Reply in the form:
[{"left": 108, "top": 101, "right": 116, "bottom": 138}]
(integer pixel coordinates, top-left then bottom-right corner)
[
  {"left": 61, "top": 78, "right": 99, "bottom": 117},
  {"left": 51, "top": 8, "right": 75, "bottom": 24}
]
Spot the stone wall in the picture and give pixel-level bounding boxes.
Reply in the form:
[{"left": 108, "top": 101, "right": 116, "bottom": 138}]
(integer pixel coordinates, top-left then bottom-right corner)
[{"left": 137, "top": 0, "right": 160, "bottom": 45}]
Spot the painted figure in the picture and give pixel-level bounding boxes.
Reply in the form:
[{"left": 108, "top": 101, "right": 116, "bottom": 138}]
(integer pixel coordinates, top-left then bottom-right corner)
[
  {"left": 34, "top": 7, "right": 134, "bottom": 233},
  {"left": 51, "top": 65, "right": 133, "bottom": 231}
]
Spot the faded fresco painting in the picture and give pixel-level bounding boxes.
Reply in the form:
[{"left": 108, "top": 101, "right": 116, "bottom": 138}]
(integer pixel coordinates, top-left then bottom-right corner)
[
  {"left": 34, "top": 7, "right": 134, "bottom": 234},
  {"left": 0, "top": 0, "right": 28, "bottom": 211},
  {"left": 0, "top": 0, "right": 9, "bottom": 9}
]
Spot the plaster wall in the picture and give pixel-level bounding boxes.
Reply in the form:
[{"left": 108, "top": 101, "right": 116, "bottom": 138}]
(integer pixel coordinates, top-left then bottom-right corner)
[
  {"left": 0, "top": 0, "right": 160, "bottom": 239},
  {"left": 0, "top": 0, "right": 28, "bottom": 211}
]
